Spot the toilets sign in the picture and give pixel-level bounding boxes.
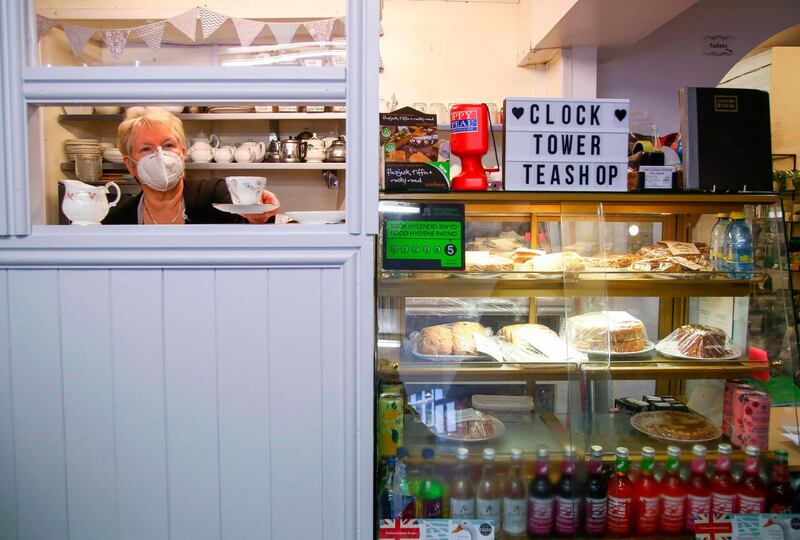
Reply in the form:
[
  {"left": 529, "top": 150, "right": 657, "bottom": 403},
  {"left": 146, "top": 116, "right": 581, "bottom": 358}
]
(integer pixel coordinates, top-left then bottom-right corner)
[{"left": 503, "top": 97, "right": 630, "bottom": 192}]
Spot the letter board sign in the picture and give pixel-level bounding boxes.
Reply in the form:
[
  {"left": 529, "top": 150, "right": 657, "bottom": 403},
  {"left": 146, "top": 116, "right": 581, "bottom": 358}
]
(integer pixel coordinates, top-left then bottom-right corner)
[{"left": 503, "top": 97, "right": 630, "bottom": 192}]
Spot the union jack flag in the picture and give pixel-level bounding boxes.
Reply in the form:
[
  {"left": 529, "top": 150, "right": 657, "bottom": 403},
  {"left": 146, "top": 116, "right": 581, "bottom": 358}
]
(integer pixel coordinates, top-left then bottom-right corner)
[
  {"left": 379, "top": 519, "right": 422, "bottom": 539},
  {"left": 693, "top": 513, "right": 733, "bottom": 540}
]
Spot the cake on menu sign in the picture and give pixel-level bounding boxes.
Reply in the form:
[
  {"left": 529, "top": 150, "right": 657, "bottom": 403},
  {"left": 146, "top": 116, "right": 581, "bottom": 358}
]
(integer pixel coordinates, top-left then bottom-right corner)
[{"left": 503, "top": 97, "right": 630, "bottom": 192}]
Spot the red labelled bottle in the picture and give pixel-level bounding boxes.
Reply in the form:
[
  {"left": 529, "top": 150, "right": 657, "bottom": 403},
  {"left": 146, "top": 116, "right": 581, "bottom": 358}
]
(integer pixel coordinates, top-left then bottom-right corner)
[
  {"left": 738, "top": 445, "right": 766, "bottom": 514},
  {"left": 607, "top": 447, "right": 634, "bottom": 536},
  {"left": 476, "top": 448, "right": 501, "bottom": 527},
  {"left": 502, "top": 448, "right": 527, "bottom": 538},
  {"left": 686, "top": 444, "right": 711, "bottom": 532},
  {"left": 659, "top": 445, "right": 686, "bottom": 535},
  {"left": 768, "top": 449, "right": 793, "bottom": 513},
  {"left": 711, "top": 443, "right": 737, "bottom": 513},
  {"left": 584, "top": 445, "right": 607, "bottom": 537},
  {"left": 527, "top": 446, "right": 554, "bottom": 537},
  {"left": 419, "top": 447, "right": 444, "bottom": 518},
  {"left": 449, "top": 447, "right": 475, "bottom": 519},
  {"left": 554, "top": 446, "right": 580, "bottom": 536},
  {"left": 633, "top": 446, "right": 659, "bottom": 535}
]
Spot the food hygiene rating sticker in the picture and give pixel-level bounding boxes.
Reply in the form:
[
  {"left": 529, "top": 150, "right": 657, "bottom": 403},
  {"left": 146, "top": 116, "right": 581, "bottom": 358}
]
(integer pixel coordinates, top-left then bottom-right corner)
[{"left": 382, "top": 203, "right": 465, "bottom": 270}]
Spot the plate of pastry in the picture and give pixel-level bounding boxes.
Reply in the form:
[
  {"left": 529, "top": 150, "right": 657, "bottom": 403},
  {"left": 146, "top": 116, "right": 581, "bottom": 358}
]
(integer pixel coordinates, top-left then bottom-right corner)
[
  {"left": 427, "top": 409, "right": 506, "bottom": 443},
  {"left": 631, "top": 410, "right": 722, "bottom": 442},
  {"left": 411, "top": 322, "right": 494, "bottom": 362},
  {"left": 576, "top": 341, "right": 655, "bottom": 357}
]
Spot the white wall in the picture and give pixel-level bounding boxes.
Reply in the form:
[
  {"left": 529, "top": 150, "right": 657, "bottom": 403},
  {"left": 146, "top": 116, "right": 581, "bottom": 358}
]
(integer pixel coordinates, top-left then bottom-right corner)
[{"left": 597, "top": 0, "right": 800, "bottom": 134}]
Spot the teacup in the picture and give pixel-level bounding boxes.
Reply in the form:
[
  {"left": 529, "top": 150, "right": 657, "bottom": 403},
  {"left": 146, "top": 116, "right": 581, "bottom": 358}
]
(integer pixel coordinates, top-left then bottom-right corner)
[{"left": 225, "top": 176, "right": 266, "bottom": 205}]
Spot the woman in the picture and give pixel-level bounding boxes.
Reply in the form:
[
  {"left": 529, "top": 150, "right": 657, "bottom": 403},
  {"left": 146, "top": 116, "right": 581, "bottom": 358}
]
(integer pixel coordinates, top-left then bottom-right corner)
[{"left": 103, "top": 106, "right": 280, "bottom": 224}]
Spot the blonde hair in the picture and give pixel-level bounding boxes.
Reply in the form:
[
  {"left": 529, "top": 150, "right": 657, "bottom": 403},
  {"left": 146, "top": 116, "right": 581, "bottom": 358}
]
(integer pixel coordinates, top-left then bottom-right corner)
[{"left": 118, "top": 106, "right": 186, "bottom": 156}]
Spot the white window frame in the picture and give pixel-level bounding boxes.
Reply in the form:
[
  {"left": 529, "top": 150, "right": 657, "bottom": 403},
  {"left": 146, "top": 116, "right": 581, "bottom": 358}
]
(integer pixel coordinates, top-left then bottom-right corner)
[{"left": 0, "top": 0, "right": 379, "bottom": 240}]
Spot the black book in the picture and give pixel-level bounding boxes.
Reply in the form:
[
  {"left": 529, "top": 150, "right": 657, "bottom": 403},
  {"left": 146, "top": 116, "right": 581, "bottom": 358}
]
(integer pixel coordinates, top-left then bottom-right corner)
[{"left": 679, "top": 87, "right": 772, "bottom": 192}]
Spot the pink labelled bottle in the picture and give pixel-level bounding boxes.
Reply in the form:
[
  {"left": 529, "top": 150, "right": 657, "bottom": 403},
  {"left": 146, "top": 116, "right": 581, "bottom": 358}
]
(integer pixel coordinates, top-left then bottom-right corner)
[
  {"left": 418, "top": 447, "right": 444, "bottom": 518},
  {"left": 711, "top": 443, "right": 737, "bottom": 513},
  {"left": 476, "top": 448, "right": 502, "bottom": 527},
  {"left": 449, "top": 447, "right": 475, "bottom": 519},
  {"left": 633, "top": 446, "right": 659, "bottom": 536},
  {"left": 554, "top": 446, "right": 580, "bottom": 536},
  {"left": 502, "top": 448, "right": 527, "bottom": 538},
  {"left": 606, "top": 446, "right": 634, "bottom": 536},
  {"left": 686, "top": 444, "right": 711, "bottom": 532},
  {"left": 583, "top": 445, "right": 607, "bottom": 537},
  {"left": 737, "top": 445, "right": 766, "bottom": 514},
  {"left": 658, "top": 445, "right": 686, "bottom": 535},
  {"left": 768, "top": 449, "right": 794, "bottom": 513},
  {"left": 527, "top": 446, "right": 555, "bottom": 537}
]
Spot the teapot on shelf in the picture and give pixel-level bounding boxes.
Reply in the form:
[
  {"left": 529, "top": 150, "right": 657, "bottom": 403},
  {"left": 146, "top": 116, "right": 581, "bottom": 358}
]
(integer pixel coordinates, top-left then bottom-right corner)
[
  {"left": 279, "top": 136, "right": 307, "bottom": 163},
  {"left": 60, "top": 179, "right": 121, "bottom": 225},
  {"left": 238, "top": 140, "right": 266, "bottom": 163},
  {"left": 189, "top": 130, "right": 219, "bottom": 151},
  {"left": 266, "top": 139, "right": 282, "bottom": 162},
  {"left": 325, "top": 135, "right": 346, "bottom": 163},
  {"left": 213, "top": 145, "right": 235, "bottom": 163},
  {"left": 305, "top": 133, "right": 326, "bottom": 163},
  {"left": 233, "top": 144, "right": 258, "bottom": 163}
]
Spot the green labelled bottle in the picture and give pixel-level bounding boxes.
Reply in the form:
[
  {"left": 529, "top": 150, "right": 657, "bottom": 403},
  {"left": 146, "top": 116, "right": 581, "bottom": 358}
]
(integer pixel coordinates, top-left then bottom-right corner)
[
  {"left": 634, "top": 446, "right": 659, "bottom": 535},
  {"left": 419, "top": 447, "right": 443, "bottom": 518},
  {"left": 659, "top": 445, "right": 686, "bottom": 535},
  {"left": 607, "top": 447, "right": 634, "bottom": 535}
]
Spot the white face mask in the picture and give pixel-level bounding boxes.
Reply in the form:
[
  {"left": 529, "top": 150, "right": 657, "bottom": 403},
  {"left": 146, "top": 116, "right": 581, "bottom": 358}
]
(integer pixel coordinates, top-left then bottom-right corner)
[{"left": 130, "top": 147, "right": 184, "bottom": 191}]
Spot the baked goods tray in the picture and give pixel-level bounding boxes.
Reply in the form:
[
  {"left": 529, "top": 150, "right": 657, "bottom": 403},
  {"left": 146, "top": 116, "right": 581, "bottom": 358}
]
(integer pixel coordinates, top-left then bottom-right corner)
[{"left": 575, "top": 341, "right": 656, "bottom": 358}]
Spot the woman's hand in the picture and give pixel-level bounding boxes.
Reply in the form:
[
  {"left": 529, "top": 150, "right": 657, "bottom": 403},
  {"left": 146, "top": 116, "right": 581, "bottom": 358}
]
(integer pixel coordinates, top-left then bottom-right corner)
[{"left": 240, "top": 190, "right": 281, "bottom": 224}]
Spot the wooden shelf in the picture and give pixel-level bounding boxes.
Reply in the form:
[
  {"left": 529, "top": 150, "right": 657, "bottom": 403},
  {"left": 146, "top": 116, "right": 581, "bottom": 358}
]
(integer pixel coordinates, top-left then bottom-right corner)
[
  {"left": 381, "top": 191, "right": 779, "bottom": 205},
  {"left": 59, "top": 112, "right": 346, "bottom": 122},
  {"left": 61, "top": 161, "right": 345, "bottom": 173}
]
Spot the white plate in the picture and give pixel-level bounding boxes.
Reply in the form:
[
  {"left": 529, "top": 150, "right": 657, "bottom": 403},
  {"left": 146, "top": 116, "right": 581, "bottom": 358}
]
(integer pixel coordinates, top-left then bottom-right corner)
[
  {"left": 411, "top": 337, "right": 493, "bottom": 362},
  {"left": 285, "top": 211, "right": 345, "bottom": 224},
  {"left": 576, "top": 341, "right": 655, "bottom": 357},
  {"left": 212, "top": 203, "right": 278, "bottom": 214},
  {"left": 631, "top": 410, "right": 722, "bottom": 443},
  {"left": 428, "top": 415, "right": 506, "bottom": 443},
  {"left": 655, "top": 340, "right": 742, "bottom": 361}
]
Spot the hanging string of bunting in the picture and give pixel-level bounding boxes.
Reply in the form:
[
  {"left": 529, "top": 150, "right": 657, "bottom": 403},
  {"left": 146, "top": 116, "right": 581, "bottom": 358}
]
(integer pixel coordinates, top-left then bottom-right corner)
[{"left": 37, "top": 7, "right": 345, "bottom": 59}]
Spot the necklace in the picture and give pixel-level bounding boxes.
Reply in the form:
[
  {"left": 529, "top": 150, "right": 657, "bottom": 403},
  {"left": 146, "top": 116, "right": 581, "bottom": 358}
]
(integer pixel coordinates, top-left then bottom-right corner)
[{"left": 143, "top": 199, "right": 184, "bottom": 224}]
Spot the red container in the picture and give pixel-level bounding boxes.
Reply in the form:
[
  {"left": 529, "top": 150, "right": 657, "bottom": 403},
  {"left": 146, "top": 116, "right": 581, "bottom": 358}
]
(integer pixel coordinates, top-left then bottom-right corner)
[
  {"left": 730, "top": 384, "right": 754, "bottom": 447},
  {"left": 722, "top": 379, "right": 747, "bottom": 438},
  {"left": 449, "top": 104, "right": 498, "bottom": 191},
  {"left": 741, "top": 391, "right": 771, "bottom": 451}
]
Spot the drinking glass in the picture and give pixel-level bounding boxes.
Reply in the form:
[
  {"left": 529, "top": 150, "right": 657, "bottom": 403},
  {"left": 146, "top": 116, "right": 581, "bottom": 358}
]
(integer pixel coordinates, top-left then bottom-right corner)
[
  {"left": 429, "top": 103, "right": 448, "bottom": 125},
  {"left": 75, "top": 154, "right": 103, "bottom": 182},
  {"left": 412, "top": 102, "right": 427, "bottom": 113}
]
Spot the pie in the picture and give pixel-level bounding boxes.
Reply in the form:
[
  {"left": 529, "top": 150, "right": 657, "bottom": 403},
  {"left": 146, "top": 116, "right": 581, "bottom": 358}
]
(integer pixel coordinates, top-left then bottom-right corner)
[{"left": 631, "top": 410, "right": 722, "bottom": 442}]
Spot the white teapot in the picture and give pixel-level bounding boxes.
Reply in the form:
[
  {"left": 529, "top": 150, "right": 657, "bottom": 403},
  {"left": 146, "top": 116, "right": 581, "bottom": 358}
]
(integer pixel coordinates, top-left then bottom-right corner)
[
  {"left": 233, "top": 144, "right": 257, "bottom": 163},
  {"left": 60, "top": 179, "right": 121, "bottom": 225},
  {"left": 187, "top": 146, "right": 215, "bottom": 163},
  {"left": 213, "top": 145, "right": 235, "bottom": 163},
  {"left": 239, "top": 140, "right": 266, "bottom": 162},
  {"left": 306, "top": 133, "right": 326, "bottom": 163},
  {"left": 191, "top": 130, "right": 219, "bottom": 150}
]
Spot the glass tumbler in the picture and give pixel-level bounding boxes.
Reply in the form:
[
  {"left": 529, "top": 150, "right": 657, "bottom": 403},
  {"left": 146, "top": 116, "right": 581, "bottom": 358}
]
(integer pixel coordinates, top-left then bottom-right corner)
[{"left": 75, "top": 154, "right": 103, "bottom": 182}]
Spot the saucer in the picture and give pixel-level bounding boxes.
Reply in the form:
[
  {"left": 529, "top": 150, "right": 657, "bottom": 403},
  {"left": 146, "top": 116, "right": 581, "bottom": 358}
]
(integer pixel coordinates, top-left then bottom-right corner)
[{"left": 213, "top": 203, "right": 278, "bottom": 214}]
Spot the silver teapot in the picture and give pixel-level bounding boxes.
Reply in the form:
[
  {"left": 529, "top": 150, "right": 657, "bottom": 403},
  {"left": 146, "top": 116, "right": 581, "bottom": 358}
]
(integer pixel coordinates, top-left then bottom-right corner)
[
  {"left": 266, "top": 139, "right": 282, "bottom": 162},
  {"left": 280, "top": 136, "right": 307, "bottom": 163},
  {"left": 325, "top": 135, "right": 346, "bottom": 163}
]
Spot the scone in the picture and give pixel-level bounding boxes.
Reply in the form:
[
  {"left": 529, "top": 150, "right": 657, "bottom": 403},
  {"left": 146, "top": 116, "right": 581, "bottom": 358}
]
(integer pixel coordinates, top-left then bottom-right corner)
[
  {"left": 451, "top": 322, "right": 486, "bottom": 355},
  {"left": 497, "top": 323, "right": 557, "bottom": 346},
  {"left": 419, "top": 325, "right": 452, "bottom": 355}
]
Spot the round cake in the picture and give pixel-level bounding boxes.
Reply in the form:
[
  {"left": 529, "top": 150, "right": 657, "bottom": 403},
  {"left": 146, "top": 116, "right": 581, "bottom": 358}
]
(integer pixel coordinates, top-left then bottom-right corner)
[
  {"left": 566, "top": 311, "right": 647, "bottom": 353},
  {"left": 673, "top": 324, "right": 728, "bottom": 358}
]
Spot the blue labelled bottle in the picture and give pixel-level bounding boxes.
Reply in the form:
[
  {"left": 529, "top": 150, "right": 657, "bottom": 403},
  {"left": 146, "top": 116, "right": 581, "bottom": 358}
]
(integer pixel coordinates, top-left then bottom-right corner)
[
  {"left": 419, "top": 447, "right": 444, "bottom": 518},
  {"left": 724, "top": 211, "right": 753, "bottom": 279},
  {"left": 378, "top": 456, "right": 397, "bottom": 519},
  {"left": 394, "top": 447, "right": 416, "bottom": 519},
  {"left": 710, "top": 212, "right": 730, "bottom": 272}
]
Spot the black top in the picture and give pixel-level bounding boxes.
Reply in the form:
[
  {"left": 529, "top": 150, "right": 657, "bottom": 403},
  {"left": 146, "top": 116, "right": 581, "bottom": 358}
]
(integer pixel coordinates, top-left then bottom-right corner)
[{"left": 103, "top": 178, "right": 270, "bottom": 225}]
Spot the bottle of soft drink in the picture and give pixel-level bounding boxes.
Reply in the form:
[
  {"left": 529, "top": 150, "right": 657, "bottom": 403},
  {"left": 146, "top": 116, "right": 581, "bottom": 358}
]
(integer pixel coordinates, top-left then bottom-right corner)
[
  {"left": 554, "top": 446, "right": 580, "bottom": 536},
  {"left": 449, "top": 447, "right": 475, "bottom": 519},
  {"left": 584, "top": 445, "right": 607, "bottom": 537},
  {"left": 394, "top": 448, "right": 416, "bottom": 519},
  {"left": 711, "top": 443, "right": 737, "bottom": 513},
  {"left": 711, "top": 212, "right": 731, "bottom": 272},
  {"left": 378, "top": 456, "right": 397, "bottom": 519},
  {"left": 476, "top": 448, "right": 501, "bottom": 526},
  {"left": 607, "top": 447, "right": 634, "bottom": 536},
  {"left": 738, "top": 445, "right": 766, "bottom": 514},
  {"left": 686, "top": 445, "right": 711, "bottom": 532},
  {"left": 633, "top": 446, "right": 659, "bottom": 535},
  {"left": 419, "top": 448, "right": 443, "bottom": 518},
  {"left": 659, "top": 445, "right": 686, "bottom": 535},
  {"left": 724, "top": 211, "right": 753, "bottom": 279},
  {"left": 528, "top": 446, "right": 555, "bottom": 537},
  {"left": 767, "top": 449, "right": 793, "bottom": 513},
  {"left": 502, "top": 448, "right": 528, "bottom": 538}
]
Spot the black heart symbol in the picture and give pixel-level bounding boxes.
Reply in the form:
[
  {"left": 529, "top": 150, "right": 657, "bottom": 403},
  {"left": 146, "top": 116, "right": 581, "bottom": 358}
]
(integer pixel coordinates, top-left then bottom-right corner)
[
  {"left": 614, "top": 109, "right": 627, "bottom": 121},
  {"left": 511, "top": 107, "right": 524, "bottom": 120}
]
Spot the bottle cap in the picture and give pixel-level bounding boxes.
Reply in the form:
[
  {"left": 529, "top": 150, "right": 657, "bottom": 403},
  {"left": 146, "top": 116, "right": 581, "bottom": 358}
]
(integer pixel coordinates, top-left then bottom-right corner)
[
  {"left": 745, "top": 445, "right": 760, "bottom": 458},
  {"left": 455, "top": 447, "right": 469, "bottom": 460},
  {"left": 667, "top": 445, "right": 682, "bottom": 458},
  {"left": 717, "top": 443, "right": 732, "bottom": 455},
  {"left": 615, "top": 446, "right": 629, "bottom": 458},
  {"left": 422, "top": 447, "right": 435, "bottom": 459},
  {"left": 537, "top": 446, "right": 549, "bottom": 459},
  {"left": 692, "top": 444, "right": 707, "bottom": 457},
  {"left": 641, "top": 446, "right": 656, "bottom": 458},
  {"left": 730, "top": 211, "right": 746, "bottom": 219},
  {"left": 387, "top": 455, "right": 398, "bottom": 466},
  {"left": 590, "top": 445, "right": 604, "bottom": 458},
  {"left": 775, "top": 449, "right": 789, "bottom": 460},
  {"left": 396, "top": 447, "right": 409, "bottom": 458},
  {"left": 483, "top": 448, "right": 496, "bottom": 460},
  {"left": 510, "top": 448, "right": 523, "bottom": 460},
  {"left": 716, "top": 212, "right": 729, "bottom": 218}
]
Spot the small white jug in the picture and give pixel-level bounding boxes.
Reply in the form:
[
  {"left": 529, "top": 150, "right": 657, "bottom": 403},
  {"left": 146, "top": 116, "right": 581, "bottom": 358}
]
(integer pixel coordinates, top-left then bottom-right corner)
[{"left": 60, "top": 179, "right": 121, "bottom": 225}]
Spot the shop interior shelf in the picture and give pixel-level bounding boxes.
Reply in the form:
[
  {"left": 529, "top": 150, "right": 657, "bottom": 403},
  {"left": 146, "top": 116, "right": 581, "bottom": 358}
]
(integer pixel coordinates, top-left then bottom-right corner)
[
  {"left": 377, "top": 271, "right": 758, "bottom": 298},
  {"left": 59, "top": 112, "right": 346, "bottom": 122},
  {"left": 61, "top": 161, "right": 346, "bottom": 173}
]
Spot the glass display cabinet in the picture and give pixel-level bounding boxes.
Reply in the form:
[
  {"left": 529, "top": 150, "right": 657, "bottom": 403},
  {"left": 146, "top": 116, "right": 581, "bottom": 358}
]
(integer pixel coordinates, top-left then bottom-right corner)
[{"left": 374, "top": 192, "right": 799, "bottom": 537}]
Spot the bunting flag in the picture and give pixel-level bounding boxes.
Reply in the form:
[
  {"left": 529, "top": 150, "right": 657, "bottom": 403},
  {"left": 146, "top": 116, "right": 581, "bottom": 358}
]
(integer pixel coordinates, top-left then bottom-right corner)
[
  {"left": 134, "top": 21, "right": 166, "bottom": 57},
  {"left": 304, "top": 19, "right": 334, "bottom": 43},
  {"left": 37, "top": 15, "right": 57, "bottom": 41},
  {"left": 168, "top": 7, "right": 197, "bottom": 41},
  {"left": 268, "top": 22, "right": 299, "bottom": 45},
  {"left": 232, "top": 17, "right": 266, "bottom": 48},
  {"left": 198, "top": 7, "right": 227, "bottom": 40},
  {"left": 62, "top": 23, "right": 95, "bottom": 57},
  {"left": 100, "top": 29, "right": 130, "bottom": 59}
]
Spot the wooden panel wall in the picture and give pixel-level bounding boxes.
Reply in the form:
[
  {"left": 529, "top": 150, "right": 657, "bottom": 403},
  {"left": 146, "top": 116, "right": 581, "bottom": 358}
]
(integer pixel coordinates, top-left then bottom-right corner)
[{"left": 0, "top": 263, "right": 362, "bottom": 540}]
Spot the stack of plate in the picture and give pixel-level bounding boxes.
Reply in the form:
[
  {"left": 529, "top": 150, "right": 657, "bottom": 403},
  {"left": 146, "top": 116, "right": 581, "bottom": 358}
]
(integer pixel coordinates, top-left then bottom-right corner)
[
  {"left": 64, "top": 139, "right": 101, "bottom": 161},
  {"left": 102, "top": 146, "right": 124, "bottom": 163},
  {"left": 208, "top": 106, "right": 255, "bottom": 114}
]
